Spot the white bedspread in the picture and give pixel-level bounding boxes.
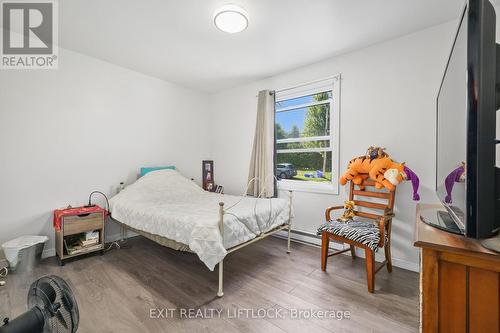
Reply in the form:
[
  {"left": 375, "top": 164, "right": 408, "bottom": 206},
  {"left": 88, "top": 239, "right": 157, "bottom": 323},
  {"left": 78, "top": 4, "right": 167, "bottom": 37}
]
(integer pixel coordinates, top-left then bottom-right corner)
[{"left": 109, "top": 170, "right": 291, "bottom": 270}]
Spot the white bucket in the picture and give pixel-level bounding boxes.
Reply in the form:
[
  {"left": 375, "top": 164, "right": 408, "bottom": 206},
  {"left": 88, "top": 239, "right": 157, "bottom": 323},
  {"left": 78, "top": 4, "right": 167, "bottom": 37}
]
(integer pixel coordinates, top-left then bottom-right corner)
[{"left": 2, "top": 235, "right": 48, "bottom": 271}]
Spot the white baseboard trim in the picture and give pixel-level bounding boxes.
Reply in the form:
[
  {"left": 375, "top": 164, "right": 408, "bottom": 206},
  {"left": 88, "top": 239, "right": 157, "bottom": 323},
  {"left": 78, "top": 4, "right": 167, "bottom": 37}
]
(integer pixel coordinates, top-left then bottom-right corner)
[
  {"left": 0, "top": 258, "right": 8, "bottom": 269},
  {"left": 391, "top": 257, "right": 419, "bottom": 273},
  {"left": 274, "top": 229, "right": 419, "bottom": 272},
  {"left": 107, "top": 231, "right": 139, "bottom": 242},
  {"left": 42, "top": 248, "right": 56, "bottom": 259},
  {"left": 107, "top": 233, "right": 125, "bottom": 242},
  {"left": 37, "top": 230, "right": 419, "bottom": 272}
]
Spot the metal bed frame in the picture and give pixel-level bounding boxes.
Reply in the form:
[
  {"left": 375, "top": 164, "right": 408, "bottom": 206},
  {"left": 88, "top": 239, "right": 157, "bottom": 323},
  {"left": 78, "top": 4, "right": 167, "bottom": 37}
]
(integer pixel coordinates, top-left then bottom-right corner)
[
  {"left": 111, "top": 189, "right": 293, "bottom": 298},
  {"left": 216, "top": 190, "right": 293, "bottom": 297}
]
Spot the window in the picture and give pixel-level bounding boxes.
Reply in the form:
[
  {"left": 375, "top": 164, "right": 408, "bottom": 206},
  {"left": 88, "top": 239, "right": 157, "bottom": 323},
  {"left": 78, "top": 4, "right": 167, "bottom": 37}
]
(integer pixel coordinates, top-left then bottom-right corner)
[{"left": 275, "top": 75, "right": 340, "bottom": 194}]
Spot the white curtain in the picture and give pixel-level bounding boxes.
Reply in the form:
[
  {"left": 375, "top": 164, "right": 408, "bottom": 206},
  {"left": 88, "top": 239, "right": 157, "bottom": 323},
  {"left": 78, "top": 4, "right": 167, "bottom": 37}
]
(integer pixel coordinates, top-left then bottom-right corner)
[{"left": 247, "top": 90, "right": 275, "bottom": 197}]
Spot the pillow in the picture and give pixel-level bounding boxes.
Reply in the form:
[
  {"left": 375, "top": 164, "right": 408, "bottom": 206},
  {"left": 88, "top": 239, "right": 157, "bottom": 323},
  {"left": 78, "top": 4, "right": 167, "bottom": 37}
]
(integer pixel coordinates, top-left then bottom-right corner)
[{"left": 140, "top": 166, "right": 176, "bottom": 177}]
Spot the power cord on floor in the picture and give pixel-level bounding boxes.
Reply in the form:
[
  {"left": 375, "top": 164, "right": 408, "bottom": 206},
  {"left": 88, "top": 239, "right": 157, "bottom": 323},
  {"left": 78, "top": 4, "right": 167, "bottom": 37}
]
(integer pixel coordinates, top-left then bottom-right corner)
[
  {"left": 104, "top": 242, "right": 120, "bottom": 252},
  {"left": 104, "top": 222, "right": 131, "bottom": 252}
]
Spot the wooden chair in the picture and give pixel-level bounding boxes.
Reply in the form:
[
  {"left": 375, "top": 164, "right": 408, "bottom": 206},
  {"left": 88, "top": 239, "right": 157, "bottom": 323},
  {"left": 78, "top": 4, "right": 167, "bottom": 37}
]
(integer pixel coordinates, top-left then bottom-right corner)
[{"left": 320, "top": 179, "right": 396, "bottom": 293}]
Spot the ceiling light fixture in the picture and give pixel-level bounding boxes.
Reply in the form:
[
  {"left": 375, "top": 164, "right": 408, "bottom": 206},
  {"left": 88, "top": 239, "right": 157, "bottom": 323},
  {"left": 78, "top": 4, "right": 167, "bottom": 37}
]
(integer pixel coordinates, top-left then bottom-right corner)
[{"left": 213, "top": 4, "right": 249, "bottom": 34}]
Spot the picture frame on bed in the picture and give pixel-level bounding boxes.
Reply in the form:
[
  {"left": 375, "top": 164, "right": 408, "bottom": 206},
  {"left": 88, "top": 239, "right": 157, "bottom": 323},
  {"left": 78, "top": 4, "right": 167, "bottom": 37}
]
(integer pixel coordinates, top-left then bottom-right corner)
[{"left": 202, "top": 160, "right": 214, "bottom": 191}]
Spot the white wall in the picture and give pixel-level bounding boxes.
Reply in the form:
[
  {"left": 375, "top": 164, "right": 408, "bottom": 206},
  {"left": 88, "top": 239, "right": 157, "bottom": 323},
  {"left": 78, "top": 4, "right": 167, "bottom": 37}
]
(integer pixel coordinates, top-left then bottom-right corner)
[
  {"left": 0, "top": 48, "right": 211, "bottom": 260},
  {"left": 210, "top": 22, "right": 458, "bottom": 271}
]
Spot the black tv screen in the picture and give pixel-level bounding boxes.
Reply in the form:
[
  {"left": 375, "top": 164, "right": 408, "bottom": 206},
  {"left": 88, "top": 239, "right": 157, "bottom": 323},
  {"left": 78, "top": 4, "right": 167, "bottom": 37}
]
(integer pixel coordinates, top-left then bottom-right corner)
[
  {"left": 436, "top": 0, "right": 499, "bottom": 238},
  {"left": 436, "top": 5, "right": 468, "bottom": 233}
]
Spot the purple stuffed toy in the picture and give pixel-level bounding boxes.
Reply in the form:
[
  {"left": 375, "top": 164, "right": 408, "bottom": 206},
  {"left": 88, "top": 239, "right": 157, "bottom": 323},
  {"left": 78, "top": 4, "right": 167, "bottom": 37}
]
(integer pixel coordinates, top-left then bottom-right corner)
[
  {"left": 403, "top": 166, "right": 420, "bottom": 201},
  {"left": 444, "top": 165, "right": 465, "bottom": 203}
]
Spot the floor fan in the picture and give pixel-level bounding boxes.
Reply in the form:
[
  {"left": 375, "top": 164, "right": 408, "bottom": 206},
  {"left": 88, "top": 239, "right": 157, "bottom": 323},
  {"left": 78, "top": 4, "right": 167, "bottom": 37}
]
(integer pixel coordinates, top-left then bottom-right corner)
[{"left": 0, "top": 275, "right": 79, "bottom": 333}]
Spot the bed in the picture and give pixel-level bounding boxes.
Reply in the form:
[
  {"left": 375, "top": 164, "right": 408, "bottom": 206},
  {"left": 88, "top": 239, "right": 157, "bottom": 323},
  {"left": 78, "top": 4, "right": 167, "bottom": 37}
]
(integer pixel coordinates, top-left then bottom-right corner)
[{"left": 109, "top": 169, "right": 293, "bottom": 297}]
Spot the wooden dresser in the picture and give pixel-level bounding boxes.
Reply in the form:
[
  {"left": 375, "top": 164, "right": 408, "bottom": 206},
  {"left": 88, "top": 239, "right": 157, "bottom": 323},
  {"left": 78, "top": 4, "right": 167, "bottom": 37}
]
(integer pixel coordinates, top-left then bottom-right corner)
[{"left": 414, "top": 204, "right": 500, "bottom": 333}]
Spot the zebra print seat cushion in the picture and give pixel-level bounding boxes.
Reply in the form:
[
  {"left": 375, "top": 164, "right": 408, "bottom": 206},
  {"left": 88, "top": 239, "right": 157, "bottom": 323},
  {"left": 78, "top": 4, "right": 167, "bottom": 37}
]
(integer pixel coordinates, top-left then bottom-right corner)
[{"left": 317, "top": 219, "right": 381, "bottom": 251}]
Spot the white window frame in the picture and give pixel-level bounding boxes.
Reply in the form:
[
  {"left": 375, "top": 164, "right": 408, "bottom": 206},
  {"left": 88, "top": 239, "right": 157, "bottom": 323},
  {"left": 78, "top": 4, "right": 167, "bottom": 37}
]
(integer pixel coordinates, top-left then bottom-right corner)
[{"left": 275, "top": 74, "right": 341, "bottom": 195}]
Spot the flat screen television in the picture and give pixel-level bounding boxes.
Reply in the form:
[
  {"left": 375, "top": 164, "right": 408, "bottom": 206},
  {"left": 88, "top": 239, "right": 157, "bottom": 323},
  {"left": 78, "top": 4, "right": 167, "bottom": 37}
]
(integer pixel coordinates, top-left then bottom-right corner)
[{"left": 430, "top": 0, "right": 500, "bottom": 239}]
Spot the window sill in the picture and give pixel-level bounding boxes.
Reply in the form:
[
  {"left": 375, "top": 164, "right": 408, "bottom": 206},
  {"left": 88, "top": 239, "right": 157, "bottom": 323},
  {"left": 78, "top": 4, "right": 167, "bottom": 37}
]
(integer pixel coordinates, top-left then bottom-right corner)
[{"left": 278, "top": 179, "right": 339, "bottom": 195}]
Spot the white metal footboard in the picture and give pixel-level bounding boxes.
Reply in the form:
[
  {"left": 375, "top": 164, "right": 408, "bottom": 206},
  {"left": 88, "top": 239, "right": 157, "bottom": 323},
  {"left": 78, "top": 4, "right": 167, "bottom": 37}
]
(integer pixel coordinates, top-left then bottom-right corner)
[{"left": 216, "top": 190, "right": 293, "bottom": 297}]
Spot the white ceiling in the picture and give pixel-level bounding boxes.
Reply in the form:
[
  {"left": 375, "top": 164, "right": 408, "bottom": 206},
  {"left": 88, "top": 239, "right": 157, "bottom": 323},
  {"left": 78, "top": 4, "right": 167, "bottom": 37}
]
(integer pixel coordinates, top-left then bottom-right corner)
[{"left": 60, "top": 0, "right": 472, "bottom": 93}]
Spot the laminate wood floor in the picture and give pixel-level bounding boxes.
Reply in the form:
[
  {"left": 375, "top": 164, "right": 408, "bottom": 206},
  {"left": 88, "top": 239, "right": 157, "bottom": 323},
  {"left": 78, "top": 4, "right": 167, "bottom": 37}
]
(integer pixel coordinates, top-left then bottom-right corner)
[{"left": 0, "top": 236, "right": 419, "bottom": 333}]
